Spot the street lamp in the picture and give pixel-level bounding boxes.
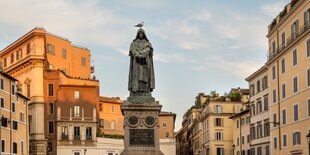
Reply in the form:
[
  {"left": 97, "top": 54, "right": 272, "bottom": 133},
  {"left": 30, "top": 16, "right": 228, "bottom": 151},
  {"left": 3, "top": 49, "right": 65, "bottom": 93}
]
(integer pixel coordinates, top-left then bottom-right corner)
[
  {"left": 306, "top": 132, "right": 310, "bottom": 155},
  {"left": 84, "top": 148, "right": 87, "bottom": 155},
  {"left": 232, "top": 144, "right": 236, "bottom": 155}
]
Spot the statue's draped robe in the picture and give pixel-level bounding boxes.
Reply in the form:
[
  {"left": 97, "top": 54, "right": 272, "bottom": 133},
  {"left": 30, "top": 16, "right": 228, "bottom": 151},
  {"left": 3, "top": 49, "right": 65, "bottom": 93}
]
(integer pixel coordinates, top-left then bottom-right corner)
[{"left": 128, "top": 30, "right": 155, "bottom": 93}]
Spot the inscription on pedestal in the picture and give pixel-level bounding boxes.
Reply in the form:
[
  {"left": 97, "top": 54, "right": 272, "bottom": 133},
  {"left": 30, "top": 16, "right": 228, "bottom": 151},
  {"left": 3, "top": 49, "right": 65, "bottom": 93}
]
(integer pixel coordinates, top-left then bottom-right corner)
[{"left": 129, "top": 129, "right": 154, "bottom": 146}]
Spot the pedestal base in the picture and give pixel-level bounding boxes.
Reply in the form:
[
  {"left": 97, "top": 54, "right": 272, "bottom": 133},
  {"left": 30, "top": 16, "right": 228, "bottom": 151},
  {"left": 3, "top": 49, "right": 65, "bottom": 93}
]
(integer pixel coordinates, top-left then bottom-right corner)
[{"left": 121, "top": 100, "right": 163, "bottom": 155}]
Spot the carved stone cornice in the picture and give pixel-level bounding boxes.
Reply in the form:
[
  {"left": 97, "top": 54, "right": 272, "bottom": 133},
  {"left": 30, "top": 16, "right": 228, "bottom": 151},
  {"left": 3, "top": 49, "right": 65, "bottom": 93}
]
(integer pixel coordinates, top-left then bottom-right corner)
[{"left": 5, "top": 57, "right": 46, "bottom": 76}]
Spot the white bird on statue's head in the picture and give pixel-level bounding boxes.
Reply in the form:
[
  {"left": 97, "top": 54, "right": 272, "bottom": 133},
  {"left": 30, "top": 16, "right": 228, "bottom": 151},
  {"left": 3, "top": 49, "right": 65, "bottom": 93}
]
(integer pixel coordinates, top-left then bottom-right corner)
[{"left": 134, "top": 21, "right": 144, "bottom": 28}]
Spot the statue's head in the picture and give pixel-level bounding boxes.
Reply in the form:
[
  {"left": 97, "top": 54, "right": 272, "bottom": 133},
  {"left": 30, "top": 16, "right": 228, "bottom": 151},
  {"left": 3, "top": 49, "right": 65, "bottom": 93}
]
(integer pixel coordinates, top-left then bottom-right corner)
[{"left": 134, "top": 28, "right": 148, "bottom": 41}]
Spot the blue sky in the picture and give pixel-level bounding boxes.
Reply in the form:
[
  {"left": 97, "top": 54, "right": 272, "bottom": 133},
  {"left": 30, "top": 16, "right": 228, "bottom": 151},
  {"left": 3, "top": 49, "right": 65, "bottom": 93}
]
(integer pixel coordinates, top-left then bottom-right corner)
[{"left": 0, "top": 0, "right": 290, "bottom": 130}]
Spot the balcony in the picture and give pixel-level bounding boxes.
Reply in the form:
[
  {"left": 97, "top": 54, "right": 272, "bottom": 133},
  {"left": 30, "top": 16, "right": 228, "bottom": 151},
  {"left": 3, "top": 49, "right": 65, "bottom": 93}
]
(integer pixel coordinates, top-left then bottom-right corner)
[
  {"left": 268, "top": 21, "right": 310, "bottom": 62},
  {"left": 86, "top": 135, "right": 92, "bottom": 140},
  {"left": 62, "top": 134, "right": 68, "bottom": 140},
  {"left": 74, "top": 135, "right": 80, "bottom": 140}
]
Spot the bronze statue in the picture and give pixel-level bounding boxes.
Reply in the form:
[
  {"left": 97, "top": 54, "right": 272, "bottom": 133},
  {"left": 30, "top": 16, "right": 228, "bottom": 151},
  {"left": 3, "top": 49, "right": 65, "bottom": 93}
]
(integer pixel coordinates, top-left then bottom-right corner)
[{"left": 128, "top": 28, "right": 155, "bottom": 93}]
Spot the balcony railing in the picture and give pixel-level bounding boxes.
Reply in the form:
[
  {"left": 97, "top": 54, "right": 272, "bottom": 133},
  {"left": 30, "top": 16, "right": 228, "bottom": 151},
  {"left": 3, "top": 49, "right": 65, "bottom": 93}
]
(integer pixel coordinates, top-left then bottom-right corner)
[
  {"left": 86, "top": 135, "right": 92, "bottom": 140},
  {"left": 268, "top": 21, "right": 310, "bottom": 61},
  {"left": 62, "top": 134, "right": 68, "bottom": 140},
  {"left": 74, "top": 135, "right": 80, "bottom": 140}
]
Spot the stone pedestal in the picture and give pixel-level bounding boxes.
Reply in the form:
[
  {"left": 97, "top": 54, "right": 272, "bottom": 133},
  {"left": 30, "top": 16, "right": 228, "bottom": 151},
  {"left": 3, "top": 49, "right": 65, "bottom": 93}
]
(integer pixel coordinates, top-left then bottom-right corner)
[{"left": 121, "top": 98, "right": 164, "bottom": 155}]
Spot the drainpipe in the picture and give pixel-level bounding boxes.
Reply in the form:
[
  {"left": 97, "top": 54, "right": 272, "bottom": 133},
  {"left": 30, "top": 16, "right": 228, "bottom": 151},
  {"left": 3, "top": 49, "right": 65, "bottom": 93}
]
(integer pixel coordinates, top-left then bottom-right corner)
[{"left": 276, "top": 29, "right": 282, "bottom": 154}]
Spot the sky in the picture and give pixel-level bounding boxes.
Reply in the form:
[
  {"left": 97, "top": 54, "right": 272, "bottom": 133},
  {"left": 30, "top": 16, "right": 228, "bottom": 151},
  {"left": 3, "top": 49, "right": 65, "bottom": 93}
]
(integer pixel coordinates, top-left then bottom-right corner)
[{"left": 0, "top": 0, "right": 291, "bottom": 131}]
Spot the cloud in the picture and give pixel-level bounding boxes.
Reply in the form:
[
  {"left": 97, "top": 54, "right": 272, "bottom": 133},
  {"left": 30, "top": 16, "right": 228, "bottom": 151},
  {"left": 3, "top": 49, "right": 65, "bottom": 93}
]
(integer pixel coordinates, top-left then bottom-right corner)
[
  {"left": 261, "top": 2, "right": 286, "bottom": 17},
  {"left": 153, "top": 52, "right": 186, "bottom": 63}
]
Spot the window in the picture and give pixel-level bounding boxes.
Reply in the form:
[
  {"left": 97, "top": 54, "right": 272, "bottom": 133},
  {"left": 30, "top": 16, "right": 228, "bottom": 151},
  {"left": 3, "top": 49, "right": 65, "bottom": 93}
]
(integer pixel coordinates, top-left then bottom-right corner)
[
  {"left": 47, "top": 142, "right": 52, "bottom": 152},
  {"left": 49, "top": 103, "right": 54, "bottom": 114},
  {"left": 308, "top": 99, "right": 310, "bottom": 117},
  {"left": 293, "top": 49, "right": 298, "bottom": 66},
  {"left": 27, "top": 84, "right": 30, "bottom": 98},
  {"left": 62, "top": 49, "right": 67, "bottom": 59},
  {"left": 86, "top": 127, "right": 92, "bottom": 140},
  {"left": 250, "top": 84, "right": 255, "bottom": 96},
  {"left": 74, "top": 91, "right": 79, "bottom": 99},
  {"left": 47, "top": 44, "right": 55, "bottom": 54},
  {"left": 281, "top": 32, "right": 286, "bottom": 48},
  {"left": 11, "top": 53, "right": 14, "bottom": 64},
  {"left": 264, "top": 120, "right": 270, "bottom": 136},
  {"left": 61, "top": 126, "right": 68, "bottom": 140},
  {"left": 3, "top": 58, "right": 7, "bottom": 68},
  {"left": 0, "top": 98, "right": 4, "bottom": 108},
  {"left": 0, "top": 78, "right": 4, "bottom": 90},
  {"left": 74, "top": 152, "right": 80, "bottom": 155},
  {"left": 49, "top": 122, "right": 54, "bottom": 133},
  {"left": 237, "top": 138, "right": 239, "bottom": 146},
  {"left": 241, "top": 118, "right": 245, "bottom": 126},
  {"left": 74, "top": 106, "right": 80, "bottom": 117},
  {"left": 273, "top": 113, "right": 277, "bottom": 127},
  {"left": 281, "top": 58, "right": 285, "bottom": 74},
  {"left": 74, "top": 126, "right": 80, "bottom": 140},
  {"left": 264, "top": 95, "right": 269, "bottom": 111},
  {"left": 12, "top": 121, "right": 17, "bottom": 130},
  {"left": 21, "top": 141, "right": 24, "bottom": 154},
  {"left": 99, "top": 103, "right": 103, "bottom": 111},
  {"left": 257, "top": 147, "right": 262, "bottom": 155},
  {"left": 272, "top": 65, "right": 276, "bottom": 80},
  {"left": 307, "top": 69, "right": 310, "bottom": 86},
  {"left": 282, "top": 84, "right": 286, "bottom": 99},
  {"left": 283, "top": 134, "right": 287, "bottom": 147},
  {"left": 251, "top": 104, "right": 256, "bottom": 116},
  {"left": 257, "top": 123, "right": 262, "bottom": 138},
  {"left": 266, "top": 145, "right": 270, "bottom": 155},
  {"left": 293, "top": 132, "right": 301, "bottom": 145},
  {"left": 26, "top": 43, "right": 30, "bottom": 55},
  {"left": 257, "top": 100, "right": 262, "bottom": 113},
  {"left": 215, "top": 132, "right": 224, "bottom": 140},
  {"left": 20, "top": 112, "right": 24, "bottom": 122},
  {"left": 251, "top": 148, "right": 255, "bottom": 155},
  {"left": 111, "top": 121, "right": 115, "bottom": 129},
  {"left": 237, "top": 120, "right": 239, "bottom": 128},
  {"left": 1, "top": 140, "right": 4, "bottom": 152},
  {"left": 262, "top": 76, "right": 268, "bottom": 90},
  {"left": 11, "top": 84, "right": 15, "bottom": 95},
  {"left": 166, "top": 132, "right": 169, "bottom": 137},
  {"left": 272, "top": 89, "right": 276, "bottom": 103},
  {"left": 247, "top": 135, "right": 250, "bottom": 143},
  {"left": 291, "top": 20, "right": 299, "bottom": 39},
  {"left": 163, "top": 121, "right": 167, "bottom": 128},
  {"left": 293, "top": 77, "right": 298, "bottom": 93},
  {"left": 81, "top": 57, "right": 86, "bottom": 66},
  {"left": 274, "top": 137, "right": 278, "bottom": 149},
  {"left": 272, "top": 41, "right": 276, "bottom": 54},
  {"left": 99, "top": 119, "right": 104, "bottom": 127},
  {"left": 214, "top": 105, "right": 222, "bottom": 113},
  {"left": 48, "top": 84, "right": 53, "bottom": 96},
  {"left": 294, "top": 104, "right": 299, "bottom": 121},
  {"left": 305, "top": 9, "right": 310, "bottom": 26},
  {"left": 251, "top": 125, "right": 256, "bottom": 139},
  {"left": 16, "top": 49, "right": 22, "bottom": 61},
  {"left": 12, "top": 102, "right": 15, "bottom": 112},
  {"left": 307, "top": 39, "right": 310, "bottom": 58},
  {"left": 111, "top": 106, "right": 115, "bottom": 113},
  {"left": 242, "top": 136, "right": 244, "bottom": 144},
  {"left": 13, "top": 142, "right": 17, "bottom": 154},
  {"left": 257, "top": 80, "right": 261, "bottom": 92},
  {"left": 1, "top": 116, "right": 7, "bottom": 127},
  {"left": 215, "top": 118, "right": 223, "bottom": 127},
  {"left": 282, "top": 109, "right": 286, "bottom": 125}
]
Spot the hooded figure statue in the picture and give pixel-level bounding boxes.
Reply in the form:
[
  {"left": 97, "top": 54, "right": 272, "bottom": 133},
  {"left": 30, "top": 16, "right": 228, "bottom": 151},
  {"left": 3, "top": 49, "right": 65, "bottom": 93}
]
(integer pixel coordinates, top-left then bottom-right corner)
[{"left": 128, "top": 28, "right": 155, "bottom": 93}]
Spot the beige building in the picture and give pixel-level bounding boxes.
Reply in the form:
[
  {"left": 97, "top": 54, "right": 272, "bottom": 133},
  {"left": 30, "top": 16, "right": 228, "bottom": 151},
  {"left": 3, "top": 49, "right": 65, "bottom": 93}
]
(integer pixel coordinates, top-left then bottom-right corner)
[
  {"left": 266, "top": 0, "right": 310, "bottom": 154},
  {"left": 0, "top": 70, "right": 29, "bottom": 155},
  {"left": 246, "top": 66, "right": 270, "bottom": 155},
  {"left": 230, "top": 109, "right": 251, "bottom": 155}
]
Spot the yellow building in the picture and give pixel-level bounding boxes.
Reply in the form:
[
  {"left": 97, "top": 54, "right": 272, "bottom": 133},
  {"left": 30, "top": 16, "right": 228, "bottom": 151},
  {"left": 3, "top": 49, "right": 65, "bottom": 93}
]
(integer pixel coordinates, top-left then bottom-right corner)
[
  {"left": 266, "top": 0, "right": 310, "bottom": 154},
  {"left": 0, "top": 70, "right": 29, "bottom": 155},
  {"left": 98, "top": 96, "right": 124, "bottom": 137},
  {"left": 0, "top": 27, "right": 99, "bottom": 155},
  {"left": 200, "top": 101, "right": 243, "bottom": 155},
  {"left": 230, "top": 109, "right": 251, "bottom": 155}
]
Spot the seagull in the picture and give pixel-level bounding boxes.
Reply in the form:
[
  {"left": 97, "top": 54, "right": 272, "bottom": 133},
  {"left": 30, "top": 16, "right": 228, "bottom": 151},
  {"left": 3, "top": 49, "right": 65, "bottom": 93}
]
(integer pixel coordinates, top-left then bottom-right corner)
[{"left": 134, "top": 21, "right": 144, "bottom": 28}]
